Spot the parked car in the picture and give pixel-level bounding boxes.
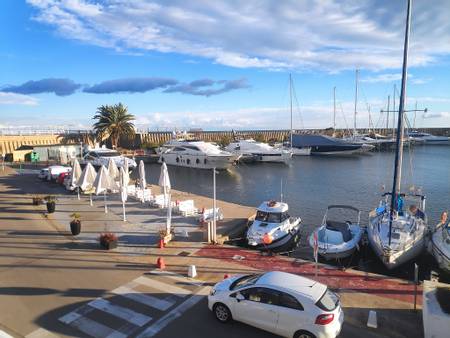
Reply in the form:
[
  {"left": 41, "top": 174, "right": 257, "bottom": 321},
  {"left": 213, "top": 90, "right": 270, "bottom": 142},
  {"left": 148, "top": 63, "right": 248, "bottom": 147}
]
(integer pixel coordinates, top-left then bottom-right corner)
[
  {"left": 37, "top": 166, "right": 72, "bottom": 181},
  {"left": 57, "top": 171, "right": 69, "bottom": 185},
  {"left": 208, "top": 271, "right": 343, "bottom": 338}
]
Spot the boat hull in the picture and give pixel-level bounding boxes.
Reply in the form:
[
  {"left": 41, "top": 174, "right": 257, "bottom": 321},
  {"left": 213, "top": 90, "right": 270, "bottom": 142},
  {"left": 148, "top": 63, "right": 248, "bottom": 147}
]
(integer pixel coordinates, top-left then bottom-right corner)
[
  {"left": 291, "top": 147, "right": 311, "bottom": 156},
  {"left": 247, "top": 227, "right": 301, "bottom": 251},
  {"left": 158, "top": 153, "right": 234, "bottom": 170},
  {"left": 367, "top": 220, "right": 426, "bottom": 270},
  {"left": 429, "top": 228, "right": 450, "bottom": 274}
]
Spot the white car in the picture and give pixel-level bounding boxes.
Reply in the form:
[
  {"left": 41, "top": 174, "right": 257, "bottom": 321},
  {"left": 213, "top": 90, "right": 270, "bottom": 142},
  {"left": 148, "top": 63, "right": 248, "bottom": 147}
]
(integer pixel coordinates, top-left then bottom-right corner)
[
  {"left": 38, "top": 166, "right": 72, "bottom": 181},
  {"left": 208, "top": 271, "right": 343, "bottom": 338}
]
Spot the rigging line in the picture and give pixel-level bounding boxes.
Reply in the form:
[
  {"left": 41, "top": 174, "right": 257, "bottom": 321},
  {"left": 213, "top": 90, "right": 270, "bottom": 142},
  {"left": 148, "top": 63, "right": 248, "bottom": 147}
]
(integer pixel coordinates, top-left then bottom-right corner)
[
  {"left": 339, "top": 102, "right": 350, "bottom": 135},
  {"left": 291, "top": 82, "right": 305, "bottom": 130}
]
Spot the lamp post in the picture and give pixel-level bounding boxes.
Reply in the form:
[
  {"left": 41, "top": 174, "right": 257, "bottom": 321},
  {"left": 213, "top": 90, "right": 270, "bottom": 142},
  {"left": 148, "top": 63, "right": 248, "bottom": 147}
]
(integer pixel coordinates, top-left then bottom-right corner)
[
  {"left": 1, "top": 153, "right": 5, "bottom": 171},
  {"left": 212, "top": 167, "right": 217, "bottom": 243}
]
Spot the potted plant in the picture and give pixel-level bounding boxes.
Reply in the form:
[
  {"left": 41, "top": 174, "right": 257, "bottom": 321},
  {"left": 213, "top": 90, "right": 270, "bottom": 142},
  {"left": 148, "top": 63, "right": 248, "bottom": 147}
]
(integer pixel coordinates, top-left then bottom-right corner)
[
  {"left": 99, "top": 233, "right": 118, "bottom": 250},
  {"left": 44, "top": 195, "right": 57, "bottom": 213},
  {"left": 31, "top": 195, "right": 43, "bottom": 205},
  {"left": 69, "top": 213, "right": 81, "bottom": 235}
]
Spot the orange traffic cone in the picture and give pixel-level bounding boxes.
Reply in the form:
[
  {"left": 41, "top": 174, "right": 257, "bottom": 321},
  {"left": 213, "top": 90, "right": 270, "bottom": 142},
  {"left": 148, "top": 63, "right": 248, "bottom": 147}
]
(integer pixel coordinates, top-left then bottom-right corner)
[
  {"left": 159, "top": 238, "right": 165, "bottom": 249},
  {"left": 157, "top": 257, "right": 166, "bottom": 269}
]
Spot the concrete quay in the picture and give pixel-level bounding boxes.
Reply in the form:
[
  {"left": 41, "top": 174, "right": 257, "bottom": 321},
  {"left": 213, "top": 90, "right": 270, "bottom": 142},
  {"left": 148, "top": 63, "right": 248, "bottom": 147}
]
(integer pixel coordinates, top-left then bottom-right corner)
[{"left": 0, "top": 166, "right": 428, "bottom": 338}]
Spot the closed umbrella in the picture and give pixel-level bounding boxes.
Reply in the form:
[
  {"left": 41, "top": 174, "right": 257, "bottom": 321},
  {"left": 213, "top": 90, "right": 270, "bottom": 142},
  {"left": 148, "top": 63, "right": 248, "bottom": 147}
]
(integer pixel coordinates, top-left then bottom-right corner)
[
  {"left": 77, "top": 162, "right": 97, "bottom": 206},
  {"left": 71, "top": 158, "right": 82, "bottom": 200},
  {"left": 138, "top": 160, "right": 146, "bottom": 203},
  {"left": 119, "top": 167, "right": 128, "bottom": 221},
  {"left": 158, "top": 162, "right": 172, "bottom": 235},
  {"left": 93, "top": 165, "right": 113, "bottom": 213},
  {"left": 107, "top": 158, "right": 120, "bottom": 187}
]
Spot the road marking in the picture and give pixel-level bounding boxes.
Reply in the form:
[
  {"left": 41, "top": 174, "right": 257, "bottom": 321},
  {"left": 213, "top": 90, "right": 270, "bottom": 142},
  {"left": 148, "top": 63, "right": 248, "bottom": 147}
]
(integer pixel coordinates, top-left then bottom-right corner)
[
  {"left": 69, "top": 316, "right": 126, "bottom": 338},
  {"left": 88, "top": 298, "right": 152, "bottom": 327},
  {"left": 0, "top": 330, "right": 14, "bottom": 338},
  {"left": 148, "top": 270, "right": 203, "bottom": 287},
  {"left": 134, "top": 276, "right": 191, "bottom": 298},
  {"left": 112, "top": 285, "right": 175, "bottom": 311},
  {"left": 25, "top": 328, "right": 59, "bottom": 338},
  {"left": 135, "top": 286, "right": 211, "bottom": 338}
]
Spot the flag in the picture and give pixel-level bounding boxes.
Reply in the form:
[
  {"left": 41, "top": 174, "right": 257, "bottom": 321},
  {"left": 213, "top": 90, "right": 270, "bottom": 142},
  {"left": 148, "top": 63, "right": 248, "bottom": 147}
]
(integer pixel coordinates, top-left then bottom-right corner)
[{"left": 313, "top": 231, "right": 318, "bottom": 263}]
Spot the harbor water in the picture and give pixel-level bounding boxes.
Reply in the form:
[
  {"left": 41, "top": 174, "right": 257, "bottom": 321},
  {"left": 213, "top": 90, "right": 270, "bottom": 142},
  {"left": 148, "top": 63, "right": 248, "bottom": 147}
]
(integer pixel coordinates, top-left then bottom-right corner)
[{"left": 143, "top": 145, "right": 450, "bottom": 279}]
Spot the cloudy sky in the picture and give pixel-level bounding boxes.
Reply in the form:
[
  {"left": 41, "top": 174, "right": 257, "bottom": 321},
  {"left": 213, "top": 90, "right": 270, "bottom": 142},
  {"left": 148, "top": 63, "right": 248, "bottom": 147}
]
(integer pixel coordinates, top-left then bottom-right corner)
[{"left": 1, "top": 0, "right": 449, "bottom": 131}]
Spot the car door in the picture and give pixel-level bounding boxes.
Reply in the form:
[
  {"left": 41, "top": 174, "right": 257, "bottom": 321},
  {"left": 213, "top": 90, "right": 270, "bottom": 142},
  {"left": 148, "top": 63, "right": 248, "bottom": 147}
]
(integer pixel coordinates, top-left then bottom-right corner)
[
  {"left": 275, "top": 291, "right": 308, "bottom": 337},
  {"left": 231, "top": 287, "right": 280, "bottom": 334}
]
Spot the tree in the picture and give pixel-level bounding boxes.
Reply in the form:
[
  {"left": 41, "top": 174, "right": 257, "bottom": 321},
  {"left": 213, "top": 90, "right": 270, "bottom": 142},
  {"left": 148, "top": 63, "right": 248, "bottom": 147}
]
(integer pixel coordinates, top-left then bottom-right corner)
[{"left": 93, "top": 103, "right": 135, "bottom": 148}]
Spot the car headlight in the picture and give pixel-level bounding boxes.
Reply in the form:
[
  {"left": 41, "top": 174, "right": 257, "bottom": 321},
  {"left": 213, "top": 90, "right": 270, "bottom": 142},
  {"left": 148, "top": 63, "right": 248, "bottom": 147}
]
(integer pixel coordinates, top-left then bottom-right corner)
[{"left": 210, "top": 289, "right": 216, "bottom": 296}]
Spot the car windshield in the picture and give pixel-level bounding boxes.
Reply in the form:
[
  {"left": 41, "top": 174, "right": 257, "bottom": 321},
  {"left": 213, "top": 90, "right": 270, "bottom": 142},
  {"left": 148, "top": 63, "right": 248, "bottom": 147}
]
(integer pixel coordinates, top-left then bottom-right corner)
[
  {"left": 230, "top": 274, "right": 261, "bottom": 291},
  {"left": 316, "top": 289, "right": 339, "bottom": 311},
  {"left": 96, "top": 151, "right": 120, "bottom": 157}
]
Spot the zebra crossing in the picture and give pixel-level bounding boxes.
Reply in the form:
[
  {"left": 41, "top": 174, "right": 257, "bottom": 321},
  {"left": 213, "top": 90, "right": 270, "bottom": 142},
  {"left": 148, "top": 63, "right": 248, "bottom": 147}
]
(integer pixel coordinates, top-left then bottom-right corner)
[{"left": 57, "top": 270, "right": 210, "bottom": 338}]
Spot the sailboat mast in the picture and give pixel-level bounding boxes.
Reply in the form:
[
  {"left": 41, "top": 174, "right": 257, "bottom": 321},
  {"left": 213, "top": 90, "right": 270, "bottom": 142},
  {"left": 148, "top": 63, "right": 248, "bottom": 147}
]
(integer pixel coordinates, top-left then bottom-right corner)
[
  {"left": 392, "top": 84, "right": 396, "bottom": 136},
  {"left": 333, "top": 86, "right": 336, "bottom": 131},
  {"left": 389, "top": 0, "right": 412, "bottom": 245},
  {"left": 386, "top": 95, "right": 390, "bottom": 135},
  {"left": 353, "top": 69, "right": 359, "bottom": 135},
  {"left": 289, "top": 74, "right": 293, "bottom": 149}
]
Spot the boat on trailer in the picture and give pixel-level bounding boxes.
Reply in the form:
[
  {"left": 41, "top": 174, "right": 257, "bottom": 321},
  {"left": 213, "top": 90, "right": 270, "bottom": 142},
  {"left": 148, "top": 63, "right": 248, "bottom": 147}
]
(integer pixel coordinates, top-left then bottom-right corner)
[
  {"left": 309, "top": 205, "right": 363, "bottom": 260},
  {"left": 246, "top": 201, "right": 301, "bottom": 251}
]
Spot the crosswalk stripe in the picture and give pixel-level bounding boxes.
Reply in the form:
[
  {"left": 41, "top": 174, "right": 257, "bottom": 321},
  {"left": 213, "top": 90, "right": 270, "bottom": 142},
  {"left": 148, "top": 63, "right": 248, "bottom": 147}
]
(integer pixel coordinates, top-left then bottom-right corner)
[
  {"left": 112, "top": 285, "right": 175, "bottom": 311},
  {"left": 88, "top": 298, "right": 152, "bottom": 327},
  {"left": 147, "top": 270, "right": 204, "bottom": 287},
  {"left": 62, "top": 315, "right": 126, "bottom": 338},
  {"left": 136, "top": 286, "right": 211, "bottom": 338},
  {"left": 134, "top": 276, "right": 191, "bottom": 298}
]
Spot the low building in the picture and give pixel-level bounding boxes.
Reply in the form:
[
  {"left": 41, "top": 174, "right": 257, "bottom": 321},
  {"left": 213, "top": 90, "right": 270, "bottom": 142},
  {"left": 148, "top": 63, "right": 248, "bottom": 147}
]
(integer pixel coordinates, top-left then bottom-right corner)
[{"left": 12, "top": 144, "right": 81, "bottom": 164}]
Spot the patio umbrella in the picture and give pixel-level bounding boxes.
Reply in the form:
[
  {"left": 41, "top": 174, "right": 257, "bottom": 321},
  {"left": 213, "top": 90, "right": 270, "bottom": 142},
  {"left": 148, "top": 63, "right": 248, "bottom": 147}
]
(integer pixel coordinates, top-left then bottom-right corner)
[
  {"left": 119, "top": 167, "right": 128, "bottom": 221},
  {"left": 77, "top": 162, "right": 97, "bottom": 206},
  {"left": 93, "top": 165, "right": 113, "bottom": 213},
  {"left": 138, "top": 160, "right": 146, "bottom": 203},
  {"left": 158, "top": 162, "right": 172, "bottom": 234},
  {"left": 71, "top": 158, "right": 82, "bottom": 200},
  {"left": 107, "top": 158, "right": 120, "bottom": 184}
]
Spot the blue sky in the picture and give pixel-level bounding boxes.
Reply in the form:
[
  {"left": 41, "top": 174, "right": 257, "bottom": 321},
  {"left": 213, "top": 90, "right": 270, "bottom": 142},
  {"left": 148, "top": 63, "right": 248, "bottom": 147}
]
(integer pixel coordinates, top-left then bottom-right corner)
[{"left": 1, "top": 0, "right": 449, "bottom": 131}]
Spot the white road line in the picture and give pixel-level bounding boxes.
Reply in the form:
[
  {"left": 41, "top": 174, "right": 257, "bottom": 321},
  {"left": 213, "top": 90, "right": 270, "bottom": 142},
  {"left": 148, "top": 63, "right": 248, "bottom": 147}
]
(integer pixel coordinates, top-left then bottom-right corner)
[
  {"left": 134, "top": 276, "right": 191, "bottom": 298},
  {"left": 0, "top": 330, "right": 14, "bottom": 338},
  {"left": 135, "top": 286, "right": 211, "bottom": 338},
  {"left": 25, "top": 328, "right": 59, "bottom": 338},
  {"left": 88, "top": 298, "right": 152, "bottom": 327},
  {"left": 148, "top": 270, "right": 203, "bottom": 287},
  {"left": 68, "top": 316, "right": 127, "bottom": 338},
  {"left": 112, "top": 286, "right": 175, "bottom": 311}
]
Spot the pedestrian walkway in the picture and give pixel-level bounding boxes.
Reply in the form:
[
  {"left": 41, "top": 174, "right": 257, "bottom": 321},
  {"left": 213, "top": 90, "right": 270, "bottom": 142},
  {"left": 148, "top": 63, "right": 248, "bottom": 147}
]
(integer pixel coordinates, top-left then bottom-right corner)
[{"left": 56, "top": 270, "right": 210, "bottom": 338}]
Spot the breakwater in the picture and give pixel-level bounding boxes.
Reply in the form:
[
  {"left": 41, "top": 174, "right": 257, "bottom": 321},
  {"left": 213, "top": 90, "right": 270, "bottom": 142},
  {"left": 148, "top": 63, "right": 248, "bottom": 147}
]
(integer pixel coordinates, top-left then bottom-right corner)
[{"left": 1, "top": 127, "right": 449, "bottom": 153}]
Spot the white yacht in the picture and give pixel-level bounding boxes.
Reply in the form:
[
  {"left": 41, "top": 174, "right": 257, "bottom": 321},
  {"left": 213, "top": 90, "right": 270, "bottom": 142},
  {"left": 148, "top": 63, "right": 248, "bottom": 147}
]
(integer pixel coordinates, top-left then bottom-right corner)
[
  {"left": 246, "top": 201, "right": 302, "bottom": 251},
  {"left": 158, "top": 139, "right": 235, "bottom": 170},
  {"left": 367, "top": 0, "right": 429, "bottom": 270},
  {"left": 226, "top": 139, "right": 292, "bottom": 164},
  {"left": 81, "top": 146, "right": 137, "bottom": 171},
  {"left": 407, "top": 131, "right": 450, "bottom": 145}
]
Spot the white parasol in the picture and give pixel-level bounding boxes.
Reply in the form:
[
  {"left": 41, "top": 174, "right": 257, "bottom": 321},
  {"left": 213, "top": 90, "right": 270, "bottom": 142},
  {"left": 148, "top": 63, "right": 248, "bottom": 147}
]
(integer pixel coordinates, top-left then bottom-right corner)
[
  {"left": 158, "top": 162, "right": 172, "bottom": 234},
  {"left": 77, "top": 162, "right": 97, "bottom": 206},
  {"left": 119, "top": 167, "right": 128, "bottom": 221},
  {"left": 93, "top": 165, "right": 113, "bottom": 213},
  {"left": 71, "top": 158, "right": 82, "bottom": 200},
  {"left": 138, "top": 160, "right": 146, "bottom": 203}
]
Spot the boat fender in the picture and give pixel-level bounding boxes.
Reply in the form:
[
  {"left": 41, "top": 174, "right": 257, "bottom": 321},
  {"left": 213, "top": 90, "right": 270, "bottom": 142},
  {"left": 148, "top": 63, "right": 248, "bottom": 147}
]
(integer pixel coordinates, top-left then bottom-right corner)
[
  {"left": 263, "top": 233, "right": 273, "bottom": 245},
  {"left": 440, "top": 211, "right": 448, "bottom": 225}
]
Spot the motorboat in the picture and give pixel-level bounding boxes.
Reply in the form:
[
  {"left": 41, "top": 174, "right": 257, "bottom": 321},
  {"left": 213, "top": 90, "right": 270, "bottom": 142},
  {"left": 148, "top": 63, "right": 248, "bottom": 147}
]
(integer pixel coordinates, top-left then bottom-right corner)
[
  {"left": 158, "top": 139, "right": 236, "bottom": 170},
  {"left": 291, "top": 134, "right": 363, "bottom": 155},
  {"left": 428, "top": 216, "right": 450, "bottom": 274},
  {"left": 309, "top": 205, "right": 363, "bottom": 260},
  {"left": 226, "top": 139, "right": 292, "bottom": 163},
  {"left": 81, "top": 146, "right": 137, "bottom": 171},
  {"left": 407, "top": 130, "right": 450, "bottom": 145},
  {"left": 246, "top": 200, "right": 302, "bottom": 251},
  {"left": 367, "top": 0, "right": 429, "bottom": 270},
  {"left": 368, "top": 194, "right": 428, "bottom": 269}
]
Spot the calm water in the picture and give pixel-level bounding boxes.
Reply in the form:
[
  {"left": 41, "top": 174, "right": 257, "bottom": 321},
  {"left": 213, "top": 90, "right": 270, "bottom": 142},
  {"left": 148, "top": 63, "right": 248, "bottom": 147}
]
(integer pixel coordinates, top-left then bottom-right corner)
[{"left": 144, "top": 145, "right": 450, "bottom": 228}]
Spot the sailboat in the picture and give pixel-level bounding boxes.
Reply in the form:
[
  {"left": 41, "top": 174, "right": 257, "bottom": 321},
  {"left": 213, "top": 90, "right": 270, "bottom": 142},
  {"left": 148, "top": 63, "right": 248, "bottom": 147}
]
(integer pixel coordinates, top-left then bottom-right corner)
[{"left": 367, "top": 0, "right": 429, "bottom": 270}]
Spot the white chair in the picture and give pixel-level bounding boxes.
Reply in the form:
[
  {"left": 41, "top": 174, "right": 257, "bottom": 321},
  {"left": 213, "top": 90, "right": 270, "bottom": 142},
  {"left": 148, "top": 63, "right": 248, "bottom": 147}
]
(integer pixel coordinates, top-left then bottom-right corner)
[
  {"left": 175, "top": 200, "right": 197, "bottom": 216},
  {"left": 199, "top": 208, "right": 224, "bottom": 223}
]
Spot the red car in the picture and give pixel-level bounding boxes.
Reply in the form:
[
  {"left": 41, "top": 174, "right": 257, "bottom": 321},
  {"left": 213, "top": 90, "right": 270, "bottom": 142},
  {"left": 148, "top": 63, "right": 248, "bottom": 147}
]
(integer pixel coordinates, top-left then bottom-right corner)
[{"left": 57, "top": 172, "right": 69, "bottom": 185}]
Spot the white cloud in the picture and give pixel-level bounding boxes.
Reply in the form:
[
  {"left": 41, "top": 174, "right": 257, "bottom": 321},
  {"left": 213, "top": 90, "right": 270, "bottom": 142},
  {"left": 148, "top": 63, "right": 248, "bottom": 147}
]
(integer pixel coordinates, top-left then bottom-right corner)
[
  {"left": 361, "top": 73, "right": 402, "bottom": 83},
  {"left": 423, "top": 111, "right": 450, "bottom": 119},
  {"left": 0, "top": 92, "right": 39, "bottom": 106},
  {"left": 26, "top": 0, "right": 450, "bottom": 71}
]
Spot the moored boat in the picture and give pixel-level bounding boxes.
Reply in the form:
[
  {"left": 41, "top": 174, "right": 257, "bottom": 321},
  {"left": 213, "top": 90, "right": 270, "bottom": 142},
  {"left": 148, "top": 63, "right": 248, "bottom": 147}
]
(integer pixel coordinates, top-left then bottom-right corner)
[
  {"left": 226, "top": 139, "right": 292, "bottom": 164},
  {"left": 309, "top": 205, "right": 363, "bottom": 260},
  {"left": 246, "top": 200, "right": 301, "bottom": 251},
  {"left": 428, "top": 213, "right": 450, "bottom": 274}
]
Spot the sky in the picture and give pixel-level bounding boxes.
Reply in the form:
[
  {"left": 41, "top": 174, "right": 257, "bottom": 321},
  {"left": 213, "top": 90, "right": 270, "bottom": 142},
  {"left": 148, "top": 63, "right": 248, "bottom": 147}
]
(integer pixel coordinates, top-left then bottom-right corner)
[{"left": 1, "top": 0, "right": 450, "bottom": 131}]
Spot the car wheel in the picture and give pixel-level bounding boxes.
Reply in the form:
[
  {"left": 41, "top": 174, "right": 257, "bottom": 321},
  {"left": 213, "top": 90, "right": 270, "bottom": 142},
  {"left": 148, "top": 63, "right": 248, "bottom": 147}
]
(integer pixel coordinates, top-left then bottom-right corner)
[
  {"left": 213, "top": 303, "right": 232, "bottom": 323},
  {"left": 294, "top": 331, "right": 316, "bottom": 338}
]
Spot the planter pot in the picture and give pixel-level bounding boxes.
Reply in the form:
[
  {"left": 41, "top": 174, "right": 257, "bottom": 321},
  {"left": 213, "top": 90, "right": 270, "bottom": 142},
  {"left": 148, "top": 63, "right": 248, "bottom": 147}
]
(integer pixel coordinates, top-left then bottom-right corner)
[
  {"left": 70, "top": 220, "right": 81, "bottom": 236},
  {"left": 46, "top": 201, "right": 56, "bottom": 213},
  {"left": 101, "top": 240, "right": 118, "bottom": 250}
]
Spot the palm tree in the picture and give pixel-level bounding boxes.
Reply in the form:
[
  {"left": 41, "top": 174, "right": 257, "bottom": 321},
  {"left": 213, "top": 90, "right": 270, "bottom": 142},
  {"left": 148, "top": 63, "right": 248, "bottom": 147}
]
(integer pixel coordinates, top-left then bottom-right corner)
[{"left": 93, "top": 103, "right": 135, "bottom": 148}]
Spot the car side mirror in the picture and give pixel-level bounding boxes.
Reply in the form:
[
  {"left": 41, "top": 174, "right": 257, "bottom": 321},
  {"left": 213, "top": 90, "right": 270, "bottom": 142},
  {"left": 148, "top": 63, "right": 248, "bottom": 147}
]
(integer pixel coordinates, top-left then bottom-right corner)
[{"left": 236, "top": 293, "right": 245, "bottom": 302}]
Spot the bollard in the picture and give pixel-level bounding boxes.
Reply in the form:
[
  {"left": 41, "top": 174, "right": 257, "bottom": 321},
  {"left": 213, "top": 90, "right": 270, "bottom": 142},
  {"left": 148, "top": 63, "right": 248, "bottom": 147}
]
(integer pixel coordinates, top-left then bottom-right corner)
[
  {"left": 159, "top": 238, "right": 165, "bottom": 249},
  {"left": 157, "top": 257, "right": 165, "bottom": 269},
  {"left": 188, "top": 265, "right": 197, "bottom": 278}
]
